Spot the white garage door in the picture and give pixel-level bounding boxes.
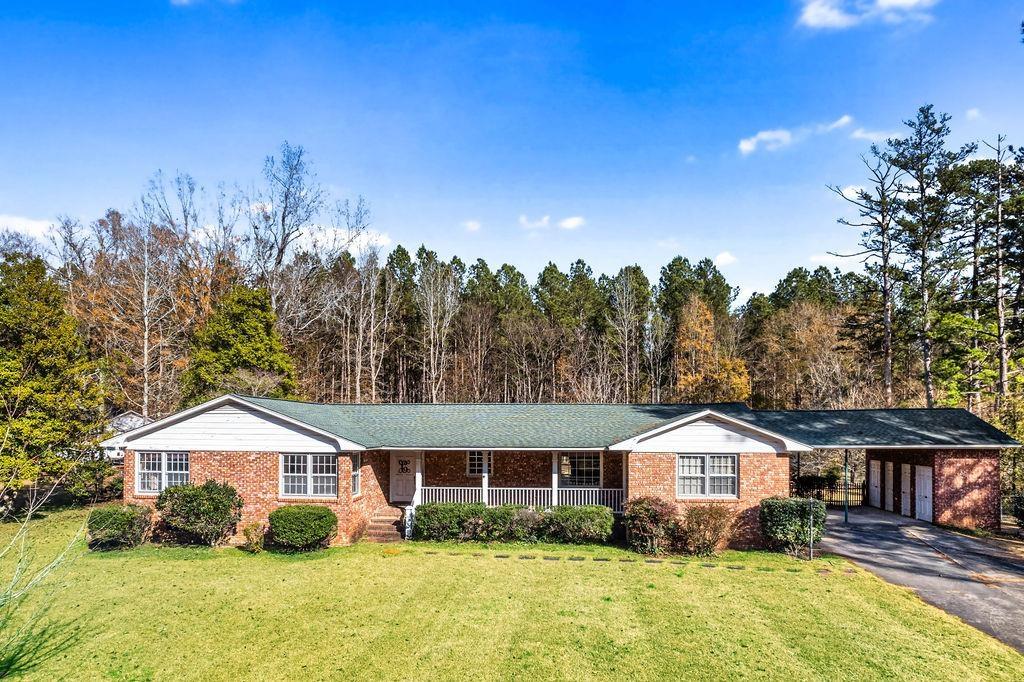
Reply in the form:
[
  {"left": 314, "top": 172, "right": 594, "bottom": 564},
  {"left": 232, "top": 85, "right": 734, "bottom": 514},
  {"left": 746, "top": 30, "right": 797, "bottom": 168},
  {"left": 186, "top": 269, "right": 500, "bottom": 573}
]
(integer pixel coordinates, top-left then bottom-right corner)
[{"left": 915, "top": 465, "right": 933, "bottom": 523}]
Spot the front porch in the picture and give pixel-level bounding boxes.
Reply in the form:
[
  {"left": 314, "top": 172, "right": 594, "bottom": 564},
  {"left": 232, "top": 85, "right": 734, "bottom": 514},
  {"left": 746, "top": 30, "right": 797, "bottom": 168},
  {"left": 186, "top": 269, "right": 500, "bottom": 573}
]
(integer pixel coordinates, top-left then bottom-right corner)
[{"left": 390, "top": 450, "right": 626, "bottom": 513}]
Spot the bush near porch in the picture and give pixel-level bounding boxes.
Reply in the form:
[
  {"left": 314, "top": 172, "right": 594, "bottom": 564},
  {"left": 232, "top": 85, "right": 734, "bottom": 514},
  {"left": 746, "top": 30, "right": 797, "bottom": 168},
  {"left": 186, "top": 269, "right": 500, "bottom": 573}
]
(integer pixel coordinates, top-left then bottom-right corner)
[{"left": 412, "top": 502, "right": 614, "bottom": 544}]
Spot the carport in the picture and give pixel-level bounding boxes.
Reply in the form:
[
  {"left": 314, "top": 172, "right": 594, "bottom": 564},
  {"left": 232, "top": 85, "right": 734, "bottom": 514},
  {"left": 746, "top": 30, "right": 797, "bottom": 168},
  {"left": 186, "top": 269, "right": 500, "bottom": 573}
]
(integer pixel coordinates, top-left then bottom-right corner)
[{"left": 740, "top": 408, "right": 1019, "bottom": 531}]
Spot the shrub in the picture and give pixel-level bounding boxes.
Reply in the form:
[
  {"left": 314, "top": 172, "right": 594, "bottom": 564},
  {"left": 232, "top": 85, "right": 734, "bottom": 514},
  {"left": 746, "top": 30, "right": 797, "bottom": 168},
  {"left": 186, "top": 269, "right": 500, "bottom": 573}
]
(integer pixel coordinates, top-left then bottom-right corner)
[
  {"left": 541, "top": 505, "right": 614, "bottom": 544},
  {"left": 679, "top": 504, "right": 733, "bottom": 557},
  {"left": 156, "top": 480, "right": 243, "bottom": 546},
  {"left": 1008, "top": 493, "right": 1024, "bottom": 530},
  {"left": 623, "top": 496, "right": 678, "bottom": 555},
  {"left": 65, "top": 458, "right": 123, "bottom": 502},
  {"left": 87, "top": 505, "right": 151, "bottom": 550},
  {"left": 760, "top": 497, "right": 827, "bottom": 555},
  {"left": 480, "top": 505, "right": 543, "bottom": 542},
  {"left": 268, "top": 505, "right": 337, "bottom": 550},
  {"left": 241, "top": 522, "right": 266, "bottom": 553},
  {"left": 412, "top": 502, "right": 486, "bottom": 541}
]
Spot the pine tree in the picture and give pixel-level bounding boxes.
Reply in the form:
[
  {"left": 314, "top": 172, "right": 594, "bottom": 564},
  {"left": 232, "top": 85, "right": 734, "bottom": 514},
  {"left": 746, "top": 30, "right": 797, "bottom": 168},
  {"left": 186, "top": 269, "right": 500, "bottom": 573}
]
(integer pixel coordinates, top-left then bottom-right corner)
[
  {"left": 0, "top": 253, "right": 103, "bottom": 483},
  {"left": 180, "top": 285, "right": 296, "bottom": 405}
]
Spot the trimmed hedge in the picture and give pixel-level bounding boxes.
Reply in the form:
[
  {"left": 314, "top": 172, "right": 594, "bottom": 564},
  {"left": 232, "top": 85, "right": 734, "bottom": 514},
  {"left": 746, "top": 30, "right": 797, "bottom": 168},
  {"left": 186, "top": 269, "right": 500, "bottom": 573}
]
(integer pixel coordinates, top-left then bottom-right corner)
[
  {"left": 542, "top": 505, "right": 614, "bottom": 544},
  {"left": 623, "top": 496, "right": 679, "bottom": 555},
  {"left": 412, "top": 502, "right": 613, "bottom": 544},
  {"left": 1009, "top": 493, "right": 1024, "bottom": 529},
  {"left": 760, "top": 497, "right": 827, "bottom": 554},
  {"left": 156, "top": 480, "right": 243, "bottom": 546},
  {"left": 679, "top": 504, "right": 733, "bottom": 557},
  {"left": 268, "top": 505, "right": 337, "bottom": 550},
  {"left": 87, "top": 505, "right": 151, "bottom": 550}
]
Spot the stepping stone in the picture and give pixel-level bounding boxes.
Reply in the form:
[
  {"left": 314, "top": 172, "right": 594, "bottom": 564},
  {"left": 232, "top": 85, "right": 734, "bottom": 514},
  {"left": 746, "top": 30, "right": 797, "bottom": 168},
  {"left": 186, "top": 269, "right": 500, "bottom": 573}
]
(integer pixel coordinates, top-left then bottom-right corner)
[
  {"left": 701, "top": 563, "right": 717, "bottom": 568},
  {"left": 785, "top": 568, "right": 801, "bottom": 573},
  {"left": 817, "top": 569, "right": 831, "bottom": 575},
  {"left": 425, "top": 551, "right": 438, "bottom": 555},
  {"left": 727, "top": 565, "right": 745, "bottom": 570},
  {"left": 593, "top": 557, "right": 610, "bottom": 562},
  {"left": 543, "top": 556, "right": 560, "bottom": 561},
  {"left": 472, "top": 553, "right": 483, "bottom": 557},
  {"left": 518, "top": 555, "right": 536, "bottom": 560},
  {"left": 568, "top": 556, "right": 585, "bottom": 561},
  {"left": 619, "top": 558, "right": 636, "bottom": 563},
  {"left": 670, "top": 560, "right": 686, "bottom": 565},
  {"left": 495, "top": 554, "right": 510, "bottom": 559},
  {"left": 448, "top": 552, "right": 460, "bottom": 556},
  {"left": 756, "top": 567, "right": 775, "bottom": 572},
  {"left": 645, "top": 559, "right": 663, "bottom": 564}
]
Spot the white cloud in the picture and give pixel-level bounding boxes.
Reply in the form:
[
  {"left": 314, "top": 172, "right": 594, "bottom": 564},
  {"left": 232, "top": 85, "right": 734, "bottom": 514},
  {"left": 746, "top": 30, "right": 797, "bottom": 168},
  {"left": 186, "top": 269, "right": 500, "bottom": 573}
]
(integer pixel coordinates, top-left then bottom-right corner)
[
  {"left": 462, "top": 219, "right": 481, "bottom": 233},
  {"left": 739, "top": 129, "right": 793, "bottom": 155},
  {"left": 798, "top": 0, "right": 860, "bottom": 28},
  {"left": 739, "top": 114, "right": 853, "bottom": 155},
  {"left": 518, "top": 214, "right": 550, "bottom": 230},
  {"left": 797, "top": 0, "right": 938, "bottom": 30},
  {"left": 819, "top": 114, "right": 853, "bottom": 132},
  {"left": 839, "top": 184, "right": 865, "bottom": 199},
  {"left": 558, "top": 216, "right": 586, "bottom": 230},
  {"left": 0, "top": 214, "right": 52, "bottom": 241},
  {"left": 850, "top": 127, "right": 894, "bottom": 142},
  {"left": 347, "top": 228, "right": 392, "bottom": 255},
  {"left": 965, "top": 107, "right": 982, "bottom": 121},
  {"left": 713, "top": 251, "right": 737, "bottom": 267}
]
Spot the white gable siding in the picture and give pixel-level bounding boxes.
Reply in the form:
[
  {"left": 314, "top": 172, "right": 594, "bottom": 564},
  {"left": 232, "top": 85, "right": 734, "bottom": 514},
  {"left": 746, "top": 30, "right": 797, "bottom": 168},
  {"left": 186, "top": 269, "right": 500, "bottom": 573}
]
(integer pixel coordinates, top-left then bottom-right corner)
[
  {"left": 125, "top": 403, "right": 343, "bottom": 453},
  {"left": 632, "top": 416, "right": 784, "bottom": 453}
]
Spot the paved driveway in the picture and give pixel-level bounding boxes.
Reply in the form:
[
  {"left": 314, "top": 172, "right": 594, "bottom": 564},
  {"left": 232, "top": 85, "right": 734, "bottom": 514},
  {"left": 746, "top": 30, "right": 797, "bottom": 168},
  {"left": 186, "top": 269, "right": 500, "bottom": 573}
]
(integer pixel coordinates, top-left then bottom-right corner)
[{"left": 821, "top": 508, "right": 1024, "bottom": 653}]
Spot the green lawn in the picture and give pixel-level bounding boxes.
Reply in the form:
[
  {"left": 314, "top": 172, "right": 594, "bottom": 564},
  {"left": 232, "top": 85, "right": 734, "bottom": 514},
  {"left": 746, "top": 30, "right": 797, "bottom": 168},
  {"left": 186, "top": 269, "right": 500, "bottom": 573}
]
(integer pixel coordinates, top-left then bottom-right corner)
[{"left": 4, "top": 506, "right": 1021, "bottom": 681}]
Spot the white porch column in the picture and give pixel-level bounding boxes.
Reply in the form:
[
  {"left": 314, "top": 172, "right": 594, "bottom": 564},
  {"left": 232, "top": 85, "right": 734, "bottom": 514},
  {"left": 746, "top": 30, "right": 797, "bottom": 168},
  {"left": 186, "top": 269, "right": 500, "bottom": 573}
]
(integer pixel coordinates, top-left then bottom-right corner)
[
  {"left": 412, "top": 452, "right": 423, "bottom": 507},
  {"left": 551, "top": 452, "right": 559, "bottom": 506},
  {"left": 481, "top": 452, "right": 490, "bottom": 506}
]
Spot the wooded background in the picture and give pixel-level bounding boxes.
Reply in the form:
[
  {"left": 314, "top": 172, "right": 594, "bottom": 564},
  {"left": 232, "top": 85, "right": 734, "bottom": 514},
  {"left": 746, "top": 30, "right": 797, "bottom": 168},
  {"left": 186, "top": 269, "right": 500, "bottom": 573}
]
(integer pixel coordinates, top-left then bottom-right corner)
[{"left": 3, "top": 104, "right": 1022, "bottom": 490}]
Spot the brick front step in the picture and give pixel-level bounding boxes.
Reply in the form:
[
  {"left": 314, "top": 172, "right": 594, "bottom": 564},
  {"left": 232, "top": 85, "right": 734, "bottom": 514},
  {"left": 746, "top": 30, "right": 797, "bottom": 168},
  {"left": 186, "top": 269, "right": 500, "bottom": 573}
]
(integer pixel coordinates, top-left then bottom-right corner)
[{"left": 364, "top": 511, "right": 406, "bottom": 542}]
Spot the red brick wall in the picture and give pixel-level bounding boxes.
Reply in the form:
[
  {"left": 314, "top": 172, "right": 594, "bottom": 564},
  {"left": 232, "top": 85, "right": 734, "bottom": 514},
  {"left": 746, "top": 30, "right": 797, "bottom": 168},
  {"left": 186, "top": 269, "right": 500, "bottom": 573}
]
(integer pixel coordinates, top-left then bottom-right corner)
[
  {"left": 625, "top": 452, "right": 790, "bottom": 548},
  {"left": 865, "top": 449, "right": 1000, "bottom": 530},
  {"left": 123, "top": 449, "right": 390, "bottom": 545}
]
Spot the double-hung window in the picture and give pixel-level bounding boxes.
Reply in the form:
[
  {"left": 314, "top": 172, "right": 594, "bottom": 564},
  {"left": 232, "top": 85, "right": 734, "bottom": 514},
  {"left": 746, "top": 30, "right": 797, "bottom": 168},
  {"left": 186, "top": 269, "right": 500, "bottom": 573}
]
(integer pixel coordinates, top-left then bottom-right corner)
[
  {"left": 466, "top": 451, "right": 493, "bottom": 476},
  {"left": 677, "top": 454, "right": 738, "bottom": 498},
  {"left": 136, "top": 451, "right": 189, "bottom": 494},
  {"left": 281, "top": 454, "right": 338, "bottom": 498},
  {"left": 559, "top": 453, "right": 601, "bottom": 488},
  {"left": 351, "top": 454, "right": 362, "bottom": 497}
]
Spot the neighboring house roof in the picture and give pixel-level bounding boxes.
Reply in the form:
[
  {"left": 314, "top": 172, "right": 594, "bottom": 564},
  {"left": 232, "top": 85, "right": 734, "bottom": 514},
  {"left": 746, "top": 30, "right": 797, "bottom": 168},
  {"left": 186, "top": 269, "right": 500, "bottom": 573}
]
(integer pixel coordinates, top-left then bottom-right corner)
[
  {"left": 108, "top": 410, "right": 151, "bottom": 434},
  {"left": 239, "top": 396, "right": 1018, "bottom": 450}
]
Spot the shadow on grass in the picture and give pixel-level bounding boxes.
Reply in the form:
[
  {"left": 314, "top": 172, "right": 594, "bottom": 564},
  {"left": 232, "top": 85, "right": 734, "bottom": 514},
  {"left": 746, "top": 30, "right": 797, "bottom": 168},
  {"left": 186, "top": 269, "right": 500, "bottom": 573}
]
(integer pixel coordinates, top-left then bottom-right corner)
[{"left": 0, "top": 611, "right": 81, "bottom": 678}]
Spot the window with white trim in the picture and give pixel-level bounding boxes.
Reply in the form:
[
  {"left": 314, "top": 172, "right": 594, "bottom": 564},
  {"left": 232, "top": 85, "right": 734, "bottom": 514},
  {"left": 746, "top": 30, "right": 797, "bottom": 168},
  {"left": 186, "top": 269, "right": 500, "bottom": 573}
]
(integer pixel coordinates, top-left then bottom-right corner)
[
  {"left": 281, "top": 454, "right": 338, "bottom": 497},
  {"left": 136, "top": 451, "right": 189, "bottom": 494},
  {"left": 351, "top": 454, "right": 362, "bottom": 497},
  {"left": 559, "top": 453, "right": 601, "bottom": 488},
  {"left": 676, "top": 454, "right": 738, "bottom": 498},
  {"left": 466, "top": 450, "right": 493, "bottom": 476}
]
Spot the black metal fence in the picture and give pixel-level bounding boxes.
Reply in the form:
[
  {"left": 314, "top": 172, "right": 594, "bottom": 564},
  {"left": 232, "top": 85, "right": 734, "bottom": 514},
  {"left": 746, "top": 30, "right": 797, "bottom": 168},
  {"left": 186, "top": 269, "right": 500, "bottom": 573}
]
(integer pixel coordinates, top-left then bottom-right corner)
[{"left": 794, "top": 482, "right": 866, "bottom": 509}]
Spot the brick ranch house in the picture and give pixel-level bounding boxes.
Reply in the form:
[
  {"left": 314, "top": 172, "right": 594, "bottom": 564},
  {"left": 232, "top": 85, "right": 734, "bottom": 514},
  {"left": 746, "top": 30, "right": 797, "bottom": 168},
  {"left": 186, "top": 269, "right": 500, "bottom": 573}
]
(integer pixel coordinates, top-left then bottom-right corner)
[{"left": 102, "top": 394, "right": 1019, "bottom": 546}]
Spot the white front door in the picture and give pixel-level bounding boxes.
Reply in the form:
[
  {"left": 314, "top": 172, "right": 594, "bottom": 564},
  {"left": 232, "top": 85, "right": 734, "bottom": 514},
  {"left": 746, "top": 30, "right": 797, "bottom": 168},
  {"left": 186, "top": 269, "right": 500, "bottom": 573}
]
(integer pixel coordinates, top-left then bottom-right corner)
[
  {"left": 868, "top": 460, "right": 881, "bottom": 507},
  {"left": 915, "top": 465, "right": 933, "bottom": 523},
  {"left": 884, "top": 461, "right": 894, "bottom": 512},
  {"left": 390, "top": 452, "right": 417, "bottom": 503},
  {"left": 900, "top": 463, "right": 911, "bottom": 516}
]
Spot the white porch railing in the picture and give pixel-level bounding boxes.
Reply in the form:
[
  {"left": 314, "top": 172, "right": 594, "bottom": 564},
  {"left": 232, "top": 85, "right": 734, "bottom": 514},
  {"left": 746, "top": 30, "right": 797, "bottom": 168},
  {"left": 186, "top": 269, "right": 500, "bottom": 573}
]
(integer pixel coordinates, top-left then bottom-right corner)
[
  {"left": 489, "top": 487, "right": 553, "bottom": 507},
  {"left": 420, "top": 486, "right": 483, "bottom": 504},
  {"left": 418, "top": 486, "right": 623, "bottom": 513},
  {"left": 559, "top": 488, "right": 624, "bottom": 512}
]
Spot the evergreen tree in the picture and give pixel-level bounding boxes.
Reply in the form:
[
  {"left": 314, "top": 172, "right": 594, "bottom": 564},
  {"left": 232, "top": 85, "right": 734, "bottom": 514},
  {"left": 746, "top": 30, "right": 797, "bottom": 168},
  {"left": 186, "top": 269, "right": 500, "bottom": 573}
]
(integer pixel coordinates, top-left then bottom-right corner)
[
  {"left": 180, "top": 285, "right": 296, "bottom": 405},
  {"left": 0, "top": 253, "right": 103, "bottom": 483}
]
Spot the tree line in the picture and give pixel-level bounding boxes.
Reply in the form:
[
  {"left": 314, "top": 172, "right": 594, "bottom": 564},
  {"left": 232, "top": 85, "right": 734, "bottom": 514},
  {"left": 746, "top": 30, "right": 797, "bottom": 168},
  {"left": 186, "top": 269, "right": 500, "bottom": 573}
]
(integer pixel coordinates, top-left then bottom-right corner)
[{"left": 2, "top": 105, "right": 1023, "bottom": 491}]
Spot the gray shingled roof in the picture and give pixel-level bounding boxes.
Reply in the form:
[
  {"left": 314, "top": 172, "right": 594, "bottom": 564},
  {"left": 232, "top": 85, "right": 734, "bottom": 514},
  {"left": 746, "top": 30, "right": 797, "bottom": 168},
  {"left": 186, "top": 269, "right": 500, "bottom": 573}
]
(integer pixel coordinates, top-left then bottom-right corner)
[{"left": 239, "top": 396, "right": 1017, "bottom": 450}]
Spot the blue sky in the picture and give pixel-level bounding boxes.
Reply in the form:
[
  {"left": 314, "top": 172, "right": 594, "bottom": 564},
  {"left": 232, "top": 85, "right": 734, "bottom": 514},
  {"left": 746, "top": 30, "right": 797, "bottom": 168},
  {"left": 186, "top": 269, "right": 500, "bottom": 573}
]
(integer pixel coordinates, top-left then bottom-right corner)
[{"left": 1, "top": 1, "right": 1022, "bottom": 302}]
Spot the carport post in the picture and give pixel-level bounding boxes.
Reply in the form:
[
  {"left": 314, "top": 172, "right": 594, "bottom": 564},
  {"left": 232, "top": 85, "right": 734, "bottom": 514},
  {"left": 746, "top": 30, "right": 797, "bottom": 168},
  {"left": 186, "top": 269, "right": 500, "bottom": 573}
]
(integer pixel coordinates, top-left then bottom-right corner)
[{"left": 843, "top": 449, "right": 849, "bottom": 524}]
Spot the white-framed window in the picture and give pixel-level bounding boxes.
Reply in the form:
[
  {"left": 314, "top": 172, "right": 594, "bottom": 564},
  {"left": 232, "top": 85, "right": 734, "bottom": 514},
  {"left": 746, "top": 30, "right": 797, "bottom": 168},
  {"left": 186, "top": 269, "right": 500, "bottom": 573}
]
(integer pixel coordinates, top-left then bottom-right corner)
[
  {"left": 281, "top": 454, "right": 338, "bottom": 498},
  {"left": 351, "top": 454, "right": 362, "bottom": 497},
  {"left": 466, "top": 450, "right": 493, "bottom": 476},
  {"left": 677, "top": 454, "right": 738, "bottom": 498},
  {"left": 136, "top": 451, "right": 189, "bottom": 494},
  {"left": 559, "top": 452, "right": 601, "bottom": 488}
]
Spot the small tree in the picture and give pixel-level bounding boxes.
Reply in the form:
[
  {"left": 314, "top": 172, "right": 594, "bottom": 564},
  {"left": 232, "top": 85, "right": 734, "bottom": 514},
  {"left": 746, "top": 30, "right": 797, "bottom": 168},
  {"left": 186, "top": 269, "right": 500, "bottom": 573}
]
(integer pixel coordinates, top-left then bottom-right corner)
[
  {"left": 156, "top": 480, "right": 243, "bottom": 546},
  {"left": 180, "top": 285, "right": 296, "bottom": 405}
]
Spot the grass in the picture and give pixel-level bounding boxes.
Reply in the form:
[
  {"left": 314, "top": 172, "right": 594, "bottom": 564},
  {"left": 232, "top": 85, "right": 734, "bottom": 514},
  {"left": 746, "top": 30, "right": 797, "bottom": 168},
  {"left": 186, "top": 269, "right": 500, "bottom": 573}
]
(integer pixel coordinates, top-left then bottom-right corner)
[{"left": 3, "top": 506, "right": 1022, "bottom": 681}]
